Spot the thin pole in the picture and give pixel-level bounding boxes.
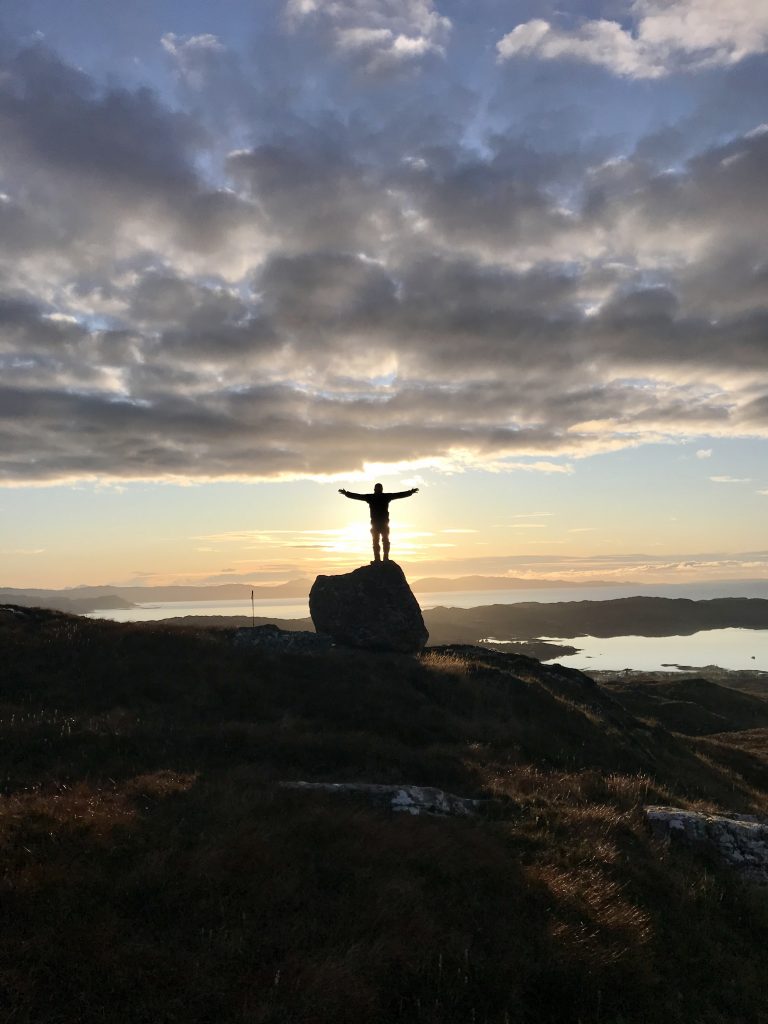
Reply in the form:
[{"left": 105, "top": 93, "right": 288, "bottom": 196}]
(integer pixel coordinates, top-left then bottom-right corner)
[{"left": 251, "top": 589, "right": 255, "bottom": 628}]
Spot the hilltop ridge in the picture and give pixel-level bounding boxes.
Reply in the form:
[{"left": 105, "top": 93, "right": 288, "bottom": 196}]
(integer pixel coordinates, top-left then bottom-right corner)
[{"left": 2, "top": 606, "right": 768, "bottom": 1023}]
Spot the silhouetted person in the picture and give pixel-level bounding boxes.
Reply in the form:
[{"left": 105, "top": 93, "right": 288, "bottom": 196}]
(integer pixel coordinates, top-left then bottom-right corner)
[{"left": 338, "top": 483, "right": 419, "bottom": 562}]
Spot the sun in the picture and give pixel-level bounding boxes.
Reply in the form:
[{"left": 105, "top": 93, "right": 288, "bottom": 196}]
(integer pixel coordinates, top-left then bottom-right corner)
[
  {"left": 323, "top": 521, "right": 374, "bottom": 555},
  {"left": 312, "top": 521, "right": 430, "bottom": 566}
]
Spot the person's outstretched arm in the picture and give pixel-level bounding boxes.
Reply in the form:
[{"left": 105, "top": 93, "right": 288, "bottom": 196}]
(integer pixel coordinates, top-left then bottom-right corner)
[
  {"left": 388, "top": 487, "right": 419, "bottom": 500},
  {"left": 338, "top": 489, "right": 368, "bottom": 500}
]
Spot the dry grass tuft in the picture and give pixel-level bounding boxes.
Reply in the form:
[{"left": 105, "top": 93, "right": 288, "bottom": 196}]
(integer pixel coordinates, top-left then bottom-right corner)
[
  {"left": 0, "top": 782, "right": 137, "bottom": 839},
  {"left": 419, "top": 650, "right": 472, "bottom": 674},
  {"left": 125, "top": 770, "right": 198, "bottom": 799},
  {"left": 529, "top": 863, "right": 653, "bottom": 966}
]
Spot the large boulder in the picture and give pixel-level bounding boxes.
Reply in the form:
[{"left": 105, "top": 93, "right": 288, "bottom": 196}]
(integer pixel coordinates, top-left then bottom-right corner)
[{"left": 309, "top": 561, "right": 428, "bottom": 653}]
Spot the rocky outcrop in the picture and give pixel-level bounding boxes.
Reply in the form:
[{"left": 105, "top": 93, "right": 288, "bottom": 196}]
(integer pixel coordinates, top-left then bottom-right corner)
[
  {"left": 280, "top": 781, "right": 486, "bottom": 817},
  {"left": 645, "top": 805, "right": 768, "bottom": 884},
  {"left": 479, "top": 638, "right": 579, "bottom": 660},
  {"left": 233, "top": 623, "right": 333, "bottom": 654},
  {"left": 309, "top": 561, "right": 428, "bottom": 653}
]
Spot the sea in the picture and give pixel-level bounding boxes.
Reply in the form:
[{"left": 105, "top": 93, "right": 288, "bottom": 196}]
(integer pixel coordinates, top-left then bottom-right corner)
[
  {"left": 86, "top": 580, "right": 768, "bottom": 673},
  {"left": 486, "top": 629, "right": 768, "bottom": 673}
]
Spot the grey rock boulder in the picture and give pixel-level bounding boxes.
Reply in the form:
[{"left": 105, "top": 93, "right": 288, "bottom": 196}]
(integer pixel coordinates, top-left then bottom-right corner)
[
  {"left": 645, "top": 805, "right": 768, "bottom": 884},
  {"left": 309, "top": 560, "right": 428, "bottom": 653},
  {"left": 280, "top": 782, "right": 486, "bottom": 817},
  {"left": 233, "top": 623, "right": 333, "bottom": 654}
]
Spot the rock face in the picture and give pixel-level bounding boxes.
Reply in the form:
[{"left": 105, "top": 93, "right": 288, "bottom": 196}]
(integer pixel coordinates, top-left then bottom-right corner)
[
  {"left": 309, "top": 561, "right": 428, "bottom": 653},
  {"left": 280, "top": 782, "right": 486, "bottom": 817},
  {"left": 645, "top": 805, "right": 768, "bottom": 884}
]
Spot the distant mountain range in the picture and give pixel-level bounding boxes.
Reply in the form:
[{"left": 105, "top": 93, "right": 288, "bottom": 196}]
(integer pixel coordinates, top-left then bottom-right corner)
[
  {"left": 0, "top": 590, "right": 137, "bottom": 614},
  {"left": 0, "top": 580, "right": 311, "bottom": 608},
  {"left": 0, "top": 575, "right": 624, "bottom": 613},
  {"left": 4, "top": 580, "right": 768, "bottom": 627},
  {"left": 413, "top": 575, "right": 619, "bottom": 592}
]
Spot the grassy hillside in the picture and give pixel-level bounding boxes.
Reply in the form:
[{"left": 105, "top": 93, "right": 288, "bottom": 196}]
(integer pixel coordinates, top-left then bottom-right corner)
[
  {"left": 603, "top": 677, "right": 768, "bottom": 735},
  {"left": 2, "top": 606, "right": 768, "bottom": 1024}
]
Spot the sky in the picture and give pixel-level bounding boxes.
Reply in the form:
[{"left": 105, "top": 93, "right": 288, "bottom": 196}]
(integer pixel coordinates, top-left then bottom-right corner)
[{"left": 1, "top": 0, "right": 767, "bottom": 589}]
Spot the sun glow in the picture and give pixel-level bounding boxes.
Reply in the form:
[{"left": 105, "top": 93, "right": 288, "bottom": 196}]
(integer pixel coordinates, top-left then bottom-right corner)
[{"left": 313, "top": 521, "right": 433, "bottom": 563}]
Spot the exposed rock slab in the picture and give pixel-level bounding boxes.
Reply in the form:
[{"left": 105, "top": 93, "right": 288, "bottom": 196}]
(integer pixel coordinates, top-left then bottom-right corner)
[
  {"left": 0, "top": 605, "right": 28, "bottom": 619},
  {"left": 233, "top": 624, "right": 333, "bottom": 654},
  {"left": 645, "top": 805, "right": 768, "bottom": 884},
  {"left": 309, "top": 561, "right": 428, "bottom": 653},
  {"left": 280, "top": 781, "right": 485, "bottom": 817},
  {"left": 479, "top": 638, "right": 579, "bottom": 660}
]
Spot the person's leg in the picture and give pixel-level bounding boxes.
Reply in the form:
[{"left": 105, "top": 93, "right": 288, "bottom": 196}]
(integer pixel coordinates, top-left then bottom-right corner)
[
  {"left": 371, "top": 525, "right": 381, "bottom": 561},
  {"left": 382, "top": 523, "right": 390, "bottom": 560}
]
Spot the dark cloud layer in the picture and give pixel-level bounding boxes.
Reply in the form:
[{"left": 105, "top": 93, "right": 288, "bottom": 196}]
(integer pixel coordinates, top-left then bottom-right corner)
[{"left": 0, "top": 5, "right": 766, "bottom": 483}]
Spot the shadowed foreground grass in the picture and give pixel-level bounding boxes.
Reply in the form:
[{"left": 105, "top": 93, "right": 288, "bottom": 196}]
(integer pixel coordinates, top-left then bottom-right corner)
[{"left": 2, "top": 608, "right": 768, "bottom": 1023}]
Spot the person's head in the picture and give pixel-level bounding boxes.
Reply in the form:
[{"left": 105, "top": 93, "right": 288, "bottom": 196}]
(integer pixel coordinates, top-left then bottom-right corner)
[{"left": 374, "top": 482, "right": 383, "bottom": 493}]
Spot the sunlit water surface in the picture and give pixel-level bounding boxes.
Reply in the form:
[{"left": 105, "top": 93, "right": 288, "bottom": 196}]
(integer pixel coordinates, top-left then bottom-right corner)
[
  {"left": 88, "top": 598, "right": 309, "bottom": 622},
  {"left": 535, "top": 628, "right": 768, "bottom": 672},
  {"left": 87, "top": 580, "right": 768, "bottom": 624}
]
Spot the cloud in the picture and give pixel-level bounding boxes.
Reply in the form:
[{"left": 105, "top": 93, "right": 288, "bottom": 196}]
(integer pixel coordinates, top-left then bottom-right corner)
[
  {"left": 709, "top": 475, "right": 752, "bottom": 483},
  {"left": 0, "top": 25, "right": 767, "bottom": 486},
  {"left": 284, "top": 0, "right": 451, "bottom": 72},
  {"left": 497, "top": 1, "right": 768, "bottom": 78},
  {"left": 696, "top": 448, "right": 713, "bottom": 458},
  {"left": 504, "top": 463, "right": 573, "bottom": 474},
  {"left": 498, "top": 18, "right": 658, "bottom": 78},
  {"left": 161, "top": 33, "right": 226, "bottom": 89},
  {"left": 0, "top": 42, "right": 261, "bottom": 286}
]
